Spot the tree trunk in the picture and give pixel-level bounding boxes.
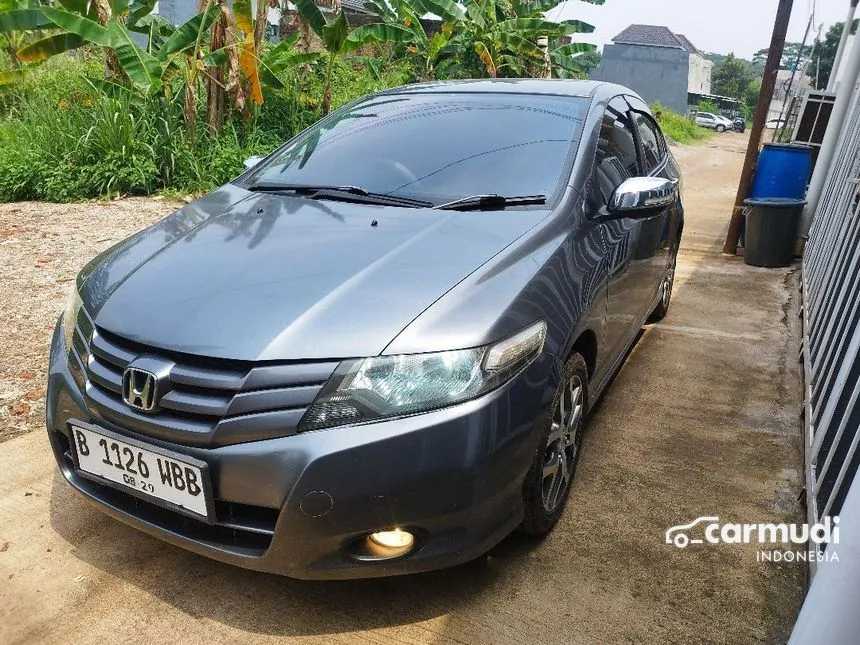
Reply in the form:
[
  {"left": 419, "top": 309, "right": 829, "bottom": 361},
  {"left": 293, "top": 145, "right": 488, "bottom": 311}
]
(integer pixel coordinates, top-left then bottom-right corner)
[
  {"left": 322, "top": 52, "right": 335, "bottom": 115},
  {"left": 183, "top": 67, "right": 198, "bottom": 140},
  {"left": 206, "top": 1, "right": 228, "bottom": 132},
  {"left": 254, "top": 0, "right": 268, "bottom": 56},
  {"left": 93, "top": 0, "right": 126, "bottom": 81},
  {"left": 278, "top": 0, "right": 291, "bottom": 41}
]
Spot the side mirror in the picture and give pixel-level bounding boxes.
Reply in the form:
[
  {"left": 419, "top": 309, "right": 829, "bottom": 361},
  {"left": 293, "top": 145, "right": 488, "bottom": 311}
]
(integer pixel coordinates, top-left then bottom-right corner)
[
  {"left": 607, "top": 177, "right": 679, "bottom": 219},
  {"left": 243, "top": 155, "right": 264, "bottom": 170}
]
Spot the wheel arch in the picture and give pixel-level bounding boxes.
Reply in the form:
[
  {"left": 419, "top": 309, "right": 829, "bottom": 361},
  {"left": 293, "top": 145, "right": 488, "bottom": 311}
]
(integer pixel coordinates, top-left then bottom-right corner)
[{"left": 568, "top": 329, "right": 598, "bottom": 379}]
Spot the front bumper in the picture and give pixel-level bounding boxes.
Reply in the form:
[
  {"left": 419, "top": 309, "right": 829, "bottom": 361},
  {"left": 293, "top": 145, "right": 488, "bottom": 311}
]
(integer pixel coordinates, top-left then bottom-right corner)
[{"left": 46, "top": 319, "right": 561, "bottom": 579}]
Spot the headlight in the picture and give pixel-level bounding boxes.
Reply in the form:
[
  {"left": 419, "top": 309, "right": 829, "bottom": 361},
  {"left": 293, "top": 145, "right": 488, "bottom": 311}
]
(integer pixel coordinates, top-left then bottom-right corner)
[
  {"left": 62, "top": 283, "right": 83, "bottom": 351},
  {"left": 300, "top": 320, "right": 547, "bottom": 431}
]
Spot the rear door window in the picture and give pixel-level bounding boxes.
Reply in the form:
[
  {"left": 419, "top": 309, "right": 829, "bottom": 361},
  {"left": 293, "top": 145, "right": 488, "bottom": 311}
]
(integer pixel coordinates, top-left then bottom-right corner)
[
  {"left": 631, "top": 112, "right": 666, "bottom": 174},
  {"left": 592, "top": 99, "right": 639, "bottom": 205}
]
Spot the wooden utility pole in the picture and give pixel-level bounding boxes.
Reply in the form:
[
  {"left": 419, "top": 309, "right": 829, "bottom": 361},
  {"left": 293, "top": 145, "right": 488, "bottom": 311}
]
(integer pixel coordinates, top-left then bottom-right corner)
[{"left": 723, "top": 0, "right": 794, "bottom": 255}]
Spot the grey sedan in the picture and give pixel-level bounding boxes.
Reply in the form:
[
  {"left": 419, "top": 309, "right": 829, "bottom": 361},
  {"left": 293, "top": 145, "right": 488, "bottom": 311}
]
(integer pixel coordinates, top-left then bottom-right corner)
[{"left": 46, "top": 80, "right": 683, "bottom": 579}]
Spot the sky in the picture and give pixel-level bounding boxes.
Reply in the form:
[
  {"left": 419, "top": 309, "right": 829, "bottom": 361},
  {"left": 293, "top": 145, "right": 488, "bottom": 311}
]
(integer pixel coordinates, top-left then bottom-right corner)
[{"left": 547, "top": 0, "right": 851, "bottom": 59}]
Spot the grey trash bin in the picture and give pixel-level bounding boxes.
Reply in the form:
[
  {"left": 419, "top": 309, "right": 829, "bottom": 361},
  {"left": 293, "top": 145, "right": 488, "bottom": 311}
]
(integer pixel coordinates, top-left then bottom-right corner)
[{"left": 742, "top": 197, "right": 805, "bottom": 268}]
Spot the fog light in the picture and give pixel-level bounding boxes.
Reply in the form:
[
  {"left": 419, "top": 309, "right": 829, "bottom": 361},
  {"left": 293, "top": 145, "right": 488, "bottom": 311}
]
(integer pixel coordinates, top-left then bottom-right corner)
[{"left": 369, "top": 528, "right": 414, "bottom": 550}]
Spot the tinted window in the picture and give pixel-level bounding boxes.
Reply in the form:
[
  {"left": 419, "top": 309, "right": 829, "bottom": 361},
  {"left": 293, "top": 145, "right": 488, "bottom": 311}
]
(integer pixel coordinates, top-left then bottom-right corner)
[
  {"left": 247, "top": 93, "right": 589, "bottom": 204},
  {"left": 592, "top": 103, "right": 638, "bottom": 205},
  {"left": 633, "top": 112, "right": 665, "bottom": 173}
]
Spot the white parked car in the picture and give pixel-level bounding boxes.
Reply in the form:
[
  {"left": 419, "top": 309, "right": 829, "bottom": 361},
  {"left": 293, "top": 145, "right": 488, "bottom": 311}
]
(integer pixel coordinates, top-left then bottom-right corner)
[{"left": 695, "top": 112, "right": 731, "bottom": 133}]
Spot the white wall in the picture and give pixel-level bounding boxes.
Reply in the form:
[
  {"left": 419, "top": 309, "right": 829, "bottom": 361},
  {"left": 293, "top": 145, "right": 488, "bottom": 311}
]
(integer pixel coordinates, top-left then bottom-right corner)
[{"left": 688, "top": 54, "right": 712, "bottom": 94}]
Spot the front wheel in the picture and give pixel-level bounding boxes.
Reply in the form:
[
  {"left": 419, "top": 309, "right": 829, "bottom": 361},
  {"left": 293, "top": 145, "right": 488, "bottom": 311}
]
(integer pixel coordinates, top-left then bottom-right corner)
[
  {"left": 520, "top": 353, "right": 588, "bottom": 536},
  {"left": 649, "top": 249, "right": 678, "bottom": 322},
  {"left": 716, "top": 124, "right": 726, "bottom": 133}
]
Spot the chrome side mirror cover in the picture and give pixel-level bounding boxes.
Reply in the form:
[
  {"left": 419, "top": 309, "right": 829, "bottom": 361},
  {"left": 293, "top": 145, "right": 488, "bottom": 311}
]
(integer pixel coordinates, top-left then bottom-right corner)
[
  {"left": 608, "top": 177, "right": 679, "bottom": 217},
  {"left": 243, "top": 155, "right": 264, "bottom": 171}
]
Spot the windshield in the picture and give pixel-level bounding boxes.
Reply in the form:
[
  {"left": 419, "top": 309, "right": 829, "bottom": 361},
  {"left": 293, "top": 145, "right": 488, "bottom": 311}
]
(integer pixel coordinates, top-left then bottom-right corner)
[{"left": 244, "top": 92, "right": 589, "bottom": 205}]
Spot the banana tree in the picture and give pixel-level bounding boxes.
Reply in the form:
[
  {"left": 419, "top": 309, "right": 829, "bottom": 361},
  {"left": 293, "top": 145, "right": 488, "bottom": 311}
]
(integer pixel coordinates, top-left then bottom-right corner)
[
  {"left": 354, "top": 0, "right": 598, "bottom": 80},
  {"left": 349, "top": 0, "right": 447, "bottom": 81},
  {"left": 291, "top": 0, "right": 353, "bottom": 115}
]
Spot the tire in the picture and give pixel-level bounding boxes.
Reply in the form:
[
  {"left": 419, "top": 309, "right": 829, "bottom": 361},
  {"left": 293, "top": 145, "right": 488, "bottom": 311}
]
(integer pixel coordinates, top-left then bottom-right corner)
[
  {"left": 716, "top": 124, "right": 726, "bottom": 133},
  {"left": 649, "top": 247, "right": 678, "bottom": 323},
  {"left": 520, "top": 353, "right": 588, "bottom": 536}
]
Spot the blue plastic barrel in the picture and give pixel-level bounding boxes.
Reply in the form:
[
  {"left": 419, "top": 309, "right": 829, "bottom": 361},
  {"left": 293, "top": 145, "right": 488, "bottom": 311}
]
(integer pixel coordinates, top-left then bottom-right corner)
[{"left": 750, "top": 143, "right": 812, "bottom": 200}]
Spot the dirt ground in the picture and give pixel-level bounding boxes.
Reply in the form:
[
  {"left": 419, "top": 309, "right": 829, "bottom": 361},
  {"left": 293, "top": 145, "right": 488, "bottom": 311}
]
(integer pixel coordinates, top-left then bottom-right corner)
[{"left": 0, "top": 132, "right": 806, "bottom": 644}]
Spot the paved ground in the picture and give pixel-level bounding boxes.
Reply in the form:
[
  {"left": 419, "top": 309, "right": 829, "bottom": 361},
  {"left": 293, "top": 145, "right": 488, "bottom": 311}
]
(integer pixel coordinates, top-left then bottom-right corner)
[{"left": 0, "top": 132, "right": 805, "bottom": 644}]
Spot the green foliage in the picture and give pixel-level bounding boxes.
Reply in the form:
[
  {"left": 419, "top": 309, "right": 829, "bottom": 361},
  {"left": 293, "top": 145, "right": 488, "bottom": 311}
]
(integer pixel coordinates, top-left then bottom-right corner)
[
  {"left": 0, "top": 0, "right": 609, "bottom": 202},
  {"left": 752, "top": 41, "right": 811, "bottom": 74},
  {"left": 811, "top": 19, "right": 859, "bottom": 90},
  {"left": 0, "top": 53, "right": 392, "bottom": 202},
  {"left": 652, "top": 102, "right": 713, "bottom": 145},
  {"left": 696, "top": 99, "right": 719, "bottom": 114},
  {"left": 711, "top": 53, "right": 754, "bottom": 102}
]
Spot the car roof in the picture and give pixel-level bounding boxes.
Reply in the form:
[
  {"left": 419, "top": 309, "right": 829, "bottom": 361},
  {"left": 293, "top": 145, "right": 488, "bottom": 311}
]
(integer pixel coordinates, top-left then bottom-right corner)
[{"left": 374, "top": 79, "right": 639, "bottom": 103}]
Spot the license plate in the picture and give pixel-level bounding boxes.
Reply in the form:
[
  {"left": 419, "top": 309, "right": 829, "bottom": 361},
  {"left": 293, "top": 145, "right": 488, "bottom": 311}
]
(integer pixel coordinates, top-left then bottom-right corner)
[{"left": 68, "top": 421, "right": 214, "bottom": 521}]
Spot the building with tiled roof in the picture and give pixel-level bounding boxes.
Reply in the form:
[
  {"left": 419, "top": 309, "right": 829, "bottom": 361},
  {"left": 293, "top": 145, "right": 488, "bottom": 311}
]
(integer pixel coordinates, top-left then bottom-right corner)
[{"left": 591, "top": 24, "right": 713, "bottom": 113}]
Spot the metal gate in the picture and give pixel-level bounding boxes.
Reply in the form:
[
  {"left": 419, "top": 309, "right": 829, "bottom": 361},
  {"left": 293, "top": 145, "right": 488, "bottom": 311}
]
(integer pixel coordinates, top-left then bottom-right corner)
[{"left": 802, "top": 81, "right": 860, "bottom": 552}]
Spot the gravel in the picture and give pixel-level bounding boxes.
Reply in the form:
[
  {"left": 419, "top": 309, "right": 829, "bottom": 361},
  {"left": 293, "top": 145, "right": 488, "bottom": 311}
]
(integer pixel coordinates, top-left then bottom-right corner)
[{"left": 0, "top": 197, "right": 180, "bottom": 443}]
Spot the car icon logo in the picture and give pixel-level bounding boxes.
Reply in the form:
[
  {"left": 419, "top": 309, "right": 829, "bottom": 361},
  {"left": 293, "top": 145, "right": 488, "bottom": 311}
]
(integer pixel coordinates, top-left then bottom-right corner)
[
  {"left": 122, "top": 367, "right": 158, "bottom": 412},
  {"left": 665, "top": 516, "right": 720, "bottom": 548}
]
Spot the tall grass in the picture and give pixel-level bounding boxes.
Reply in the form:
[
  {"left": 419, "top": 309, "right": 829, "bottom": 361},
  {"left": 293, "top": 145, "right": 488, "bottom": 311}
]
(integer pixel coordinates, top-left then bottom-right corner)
[
  {"left": 652, "top": 102, "right": 714, "bottom": 146},
  {"left": 0, "top": 53, "right": 402, "bottom": 202}
]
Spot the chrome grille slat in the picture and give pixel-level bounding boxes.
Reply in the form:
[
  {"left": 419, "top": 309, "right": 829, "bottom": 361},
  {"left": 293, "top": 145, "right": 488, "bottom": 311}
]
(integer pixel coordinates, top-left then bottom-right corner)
[
  {"left": 85, "top": 354, "right": 123, "bottom": 395},
  {"left": 243, "top": 363, "right": 338, "bottom": 390},
  {"left": 226, "top": 385, "right": 321, "bottom": 417},
  {"left": 170, "top": 365, "right": 246, "bottom": 391},
  {"left": 90, "top": 328, "right": 135, "bottom": 369},
  {"left": 159, "top": 389, "right": 232, "bottom": 417},
  {"left": 75, "top": 323, "right": 331, "bottom": 446},
  {"left": 215, "top": 409, "right": 307, "bottom": 444},
  {"left": 86, "top": 382, "right": 216, "bottom": 439}
]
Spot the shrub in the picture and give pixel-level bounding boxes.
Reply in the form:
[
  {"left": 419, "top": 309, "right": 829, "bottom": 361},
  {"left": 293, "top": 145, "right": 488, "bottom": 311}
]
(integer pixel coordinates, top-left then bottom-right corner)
[
  {"left": 652, "top": 102, "right": 713, "bottom": 145},
  {"left": 0, "top": 53, "right": 400, "bottom": 202}
]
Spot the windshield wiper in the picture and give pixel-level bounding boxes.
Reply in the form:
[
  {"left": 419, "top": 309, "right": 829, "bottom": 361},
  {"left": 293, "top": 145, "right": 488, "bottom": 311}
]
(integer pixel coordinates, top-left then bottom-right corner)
[
  {"left": 434, "top": 194, "right": 547, "bottom": 211},
  {"left": 246, "top": 183, "right": 433, "bottom": 208}
]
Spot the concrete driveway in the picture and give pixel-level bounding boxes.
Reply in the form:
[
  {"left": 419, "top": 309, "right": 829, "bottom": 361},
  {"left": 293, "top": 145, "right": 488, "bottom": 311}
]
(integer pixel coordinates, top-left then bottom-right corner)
[{"left": 0, "top": 133, "right": 805, "bottom": 644}]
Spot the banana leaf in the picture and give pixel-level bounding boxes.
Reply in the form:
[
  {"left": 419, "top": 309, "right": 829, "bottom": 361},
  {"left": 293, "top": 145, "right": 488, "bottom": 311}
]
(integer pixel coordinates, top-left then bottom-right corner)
[
  {"left": 17, "top": 33, "right": 85, "bottom": 62},
  {"left": 259, "top": 31, "right": 298, "bottom": 63},
  {"left": 107, "top": 18, "right": 162, "bottom": 91},
  {"left": 321, "top": 10, "right": 348, "bottom": 54},
  {"left": 157, "top": 2, "right": 219, "bottom": 59},
  {"left": 127, "top": 0, "right": 157, "bottom": 28},
  {"left": 41, "top": 7, "right": 113, "bottom": 47},
  {"left": 345, "top": 22, "right": 414, "bottom": 52},
  {"left": 291, "top": 0, "right": 326, "bottom": 37},
  {"left": 85, "top": 76, "right": 145, "bottom": 106},
  {"left": 0, "top": 9, "right": 53, "bottom": 33},
  {"left": 558, "top": 19, "right": 595, "bottom": 34},
  {"left": 552, "top": 42, "right": 596, "bottom": 56},
  {"left": 233, "top": 0, "right": 262, "bottom": 104},
  {"left": 497, "top": 32, "right": 544, "bottom": 60},
  {"left": 413, "top": 0, "right": 464, "bottom": 22},
  {"left": 474, "top": 40, "right": 495, "bottom": 77}
]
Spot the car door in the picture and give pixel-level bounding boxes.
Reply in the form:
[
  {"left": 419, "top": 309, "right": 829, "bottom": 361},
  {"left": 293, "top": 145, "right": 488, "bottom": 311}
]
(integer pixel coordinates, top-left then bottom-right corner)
[
  {"left": 588, "top": 97, "right": 655, "bottom": 372},
  {"left": 626, "top": 97, "right": 677, "bottom": 310},
  {"left": 696, "top": 113, "right": 715, "bottom": 128}
]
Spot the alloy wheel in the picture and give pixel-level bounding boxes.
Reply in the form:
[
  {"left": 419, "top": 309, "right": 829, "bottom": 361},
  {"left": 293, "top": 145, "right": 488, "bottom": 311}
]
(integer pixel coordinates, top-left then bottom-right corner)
[
  {"left": 541, "top": 374, "right": 584, "bottom": 513},
  {"left": 662, "top": 254, "right": 677, "bottom": 309}
]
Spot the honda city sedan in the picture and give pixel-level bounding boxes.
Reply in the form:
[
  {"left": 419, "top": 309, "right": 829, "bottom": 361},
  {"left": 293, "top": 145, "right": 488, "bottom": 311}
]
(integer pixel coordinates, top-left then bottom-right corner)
[{"left": 46, "top": 79, "right": 683, "bottom": 579}]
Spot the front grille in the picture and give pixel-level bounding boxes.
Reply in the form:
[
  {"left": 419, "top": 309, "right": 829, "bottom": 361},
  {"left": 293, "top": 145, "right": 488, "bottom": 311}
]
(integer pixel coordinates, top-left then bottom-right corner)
[
  {"left": 56, "top": 434, "right": 278, "bottom": 555},
  {"left": 70, "top": 308, "right": 338, "bottom": 447}
]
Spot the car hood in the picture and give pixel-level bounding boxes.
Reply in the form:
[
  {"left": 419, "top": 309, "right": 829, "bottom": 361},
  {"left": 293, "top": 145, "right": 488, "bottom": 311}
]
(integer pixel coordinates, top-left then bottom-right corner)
[{"left": 83, "top": 185, "right": 548, "bottom": 361}]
